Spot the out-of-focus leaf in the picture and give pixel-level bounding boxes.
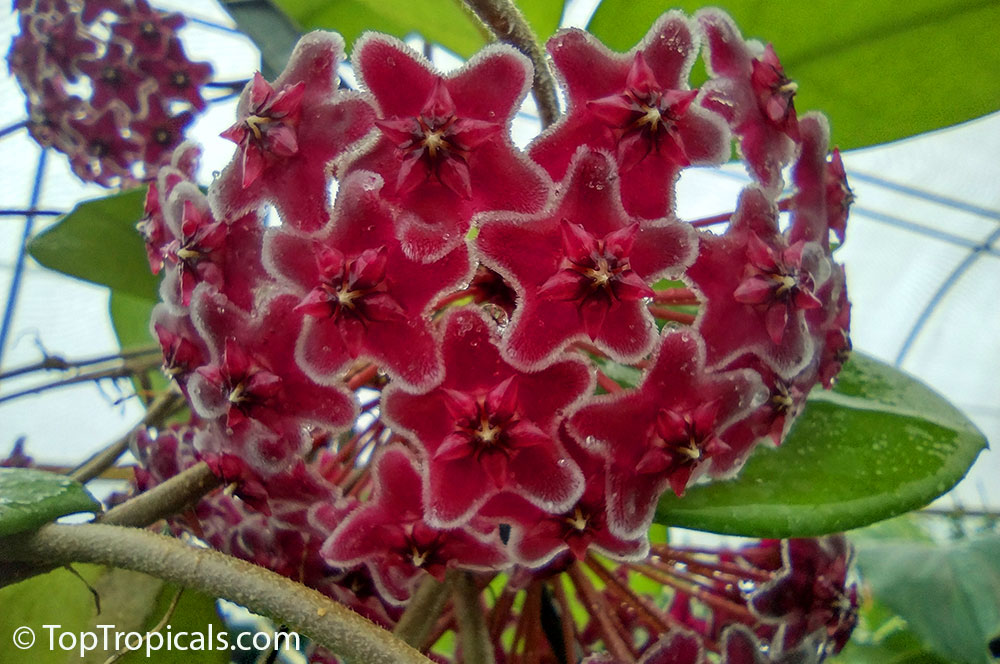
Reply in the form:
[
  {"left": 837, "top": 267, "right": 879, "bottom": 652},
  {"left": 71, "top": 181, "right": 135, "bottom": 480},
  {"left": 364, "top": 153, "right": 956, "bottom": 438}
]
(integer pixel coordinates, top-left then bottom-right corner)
[
  {"left": 273, "top": 0, "right": 488, "bottom": 57},
  {"left": 117, "top": 582, "right": 229, "bottom": 664},
  {"left": 519, "top": 0, "right": 566, "bottom": 43},
  {"left": 833, "top": 594, "right": 952, "bottom": 664},
  {"left": 588, "top": 0, "right": 1000, "bottom": 149},
  {"left": 0, "top": 565, "right": 105, "bottom": 664},
  {"left": 856, "top": 535, "right": 1000, "bottom": 664},
  {"left": 27, "top": 188, "right": 156, "bottom": 300},
  {"left": 655, "top": 353, "right": 987, "bottom": 537},
  {"left": 0, "top": 468, "right": 100, "bottom": 536}
]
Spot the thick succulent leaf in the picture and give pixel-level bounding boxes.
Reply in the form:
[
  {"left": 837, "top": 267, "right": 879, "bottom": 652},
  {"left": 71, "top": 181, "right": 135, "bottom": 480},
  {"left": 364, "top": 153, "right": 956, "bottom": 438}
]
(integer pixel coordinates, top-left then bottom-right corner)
[
  {"left": 588, "top": 0, "right": 1000, "bottom": 149},
  {"left": 27, "top": 188, "right": 157, "bottom": 300},
  {"left": 0, "top": 468, "right": 100, "bottom": 536},
  {"left": 655, "top": 353, "right": 987, "bottom": 537},
  {"left": 855, "top": 536, "right": 1000, "bottom": 664}
]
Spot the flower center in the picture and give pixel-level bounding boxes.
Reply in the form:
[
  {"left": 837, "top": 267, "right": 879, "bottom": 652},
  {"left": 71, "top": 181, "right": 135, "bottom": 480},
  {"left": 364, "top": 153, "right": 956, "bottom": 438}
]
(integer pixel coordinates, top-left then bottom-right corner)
[
  {"left": 565, "top": 507, "right": 591, "bottom": 532},
  {"left": 245, "top": 114, "right": 268, "bottom": 141},
  {"left": 420, "top": 124, "right": 451, "bottom": 159}
]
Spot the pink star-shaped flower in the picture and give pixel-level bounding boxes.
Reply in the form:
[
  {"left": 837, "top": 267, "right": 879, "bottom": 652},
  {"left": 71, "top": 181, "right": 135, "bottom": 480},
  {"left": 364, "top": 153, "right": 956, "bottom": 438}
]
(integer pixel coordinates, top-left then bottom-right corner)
[
  {"left": 383, "top": 307, "right": 589, "bottom": 527},
  {"left": 698, "top": 9, "right": 800, "bottom": 192},
  {"left": 344, "top": 34, "right": 550, "bottom": 260},
  {"left": 321, "top": 445, "right": 508, "bottom": 604},
  {"left": 750, "top": 537, "right": 858, "bottom": 655},
  {"left": 214, "top": 31, "right": 375, "bottom": 232},
  {"left": 790, "top": 114, "right": 854, "bottom": 248},
  {"left": 480, "top": 431, "right": 647, "bottom": 566},
  {"left": 686, "top": 187, "right": 832, "bottom": 379},
  {"left": 158, "top": 183, "right": 265, "bottom": 311},
  {"left": 531, "top": 12, "right": 729, "bottom": 219},
  {"left": 263, "top": 171, "right": 471, "bottom": 391},
  {"left": 569, "top": 330, "right": 766, "bottom": 538},
  {"left": 185, "top": 287, "right": 357, "bottom": 473},
  {"left": 477, "top": 148, "right": 696, "bottom": 370},
  {"left": 139, "top": 38, "right": 213, "bottom": 111}
]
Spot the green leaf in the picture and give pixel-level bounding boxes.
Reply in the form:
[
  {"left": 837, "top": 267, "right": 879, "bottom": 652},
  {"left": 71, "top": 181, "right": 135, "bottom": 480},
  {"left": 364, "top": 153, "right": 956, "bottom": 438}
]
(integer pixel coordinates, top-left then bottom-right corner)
[
  {"left": 117, "top": 583, "right": 229, "bottom": 664},
  {"left": 587, "top": 0, "right": 1000, "bottom": 149},
  {"left": 519, "top": 0, "right": 566, "bottom": 44},
  {"left": 855, "top": 536, "right": 1000, "bottom": 664},
  {"left": 273, "top": 0, "right": 488, "bottom": 57},
  {"left": 27, "top": 188, "right": 157, "bottom": 300},
  {"left": 109, "top": 291, "right": 158, "bottom": 353},
  {"left": 0, "top": 468, "right": 101, "bottom": 536},
  {"left": 0, "top": 565, "right": 105, "bottom": 664},
  {"left": 654, "top": 353, "right": 987, "bottom": 537},
  {"left": 832, "top": 595, "right": 952, "bottom": 664}
]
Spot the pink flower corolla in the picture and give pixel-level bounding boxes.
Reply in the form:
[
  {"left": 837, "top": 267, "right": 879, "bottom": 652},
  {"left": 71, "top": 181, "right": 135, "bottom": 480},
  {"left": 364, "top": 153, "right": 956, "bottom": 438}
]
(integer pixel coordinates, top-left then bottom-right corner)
[
  {"left": 66, "top": 107, "right": 141, "bottom": 185},
  {"left": 216, "top": 32, "right": 375, "bottom": 231},
  {"left": 570, "top": 330, "right": 766, "bottom": 538},
  {"left": 139, "top": 39, "right": 213, "bottom": 111},
  {"left": 480, "top": 431, "right": 647, "bottom": 566},
  {"left": 185, "top": 288, "right": 357, "bottom": 473},
  {"left": 10, "top": 0, "right": 212, "bottom": 185},
  {"left": 345, "top": 34, "right": 550, "bottom": 260},
  {"left": 110, "top": 0, "right": 184, "bottom": 60},
  {"left": 790, "top": 114, "right": 854, "bottom": 248},
  {"left": 158, "top": 184, "right": 265, "bottom": 310},
  {"left": 321, "top": 445, "right": 508, "bottom": 604},
  {"left": 750, "top": 537, "right": 858, "bottom": 656},
  {"left": 687, "top": 187, "right": 832, "bottom": 380},
  {"left": 383, "top": 307, "right": 589, "bottom": 527},
  {"left": 477, "top": 149, "right": 696, "bottom": 369},
  {"left": 698, "top": 9, "right": 800, "bottom": 191},
  {"left": 532, "top": 12, "right": 729, "bottom": 219},
  {"left": 263, "top": 171, "right": 471, "bottom": 391},
  {"left": 76, "top": 41, "right": 147, "bottom": 112}
]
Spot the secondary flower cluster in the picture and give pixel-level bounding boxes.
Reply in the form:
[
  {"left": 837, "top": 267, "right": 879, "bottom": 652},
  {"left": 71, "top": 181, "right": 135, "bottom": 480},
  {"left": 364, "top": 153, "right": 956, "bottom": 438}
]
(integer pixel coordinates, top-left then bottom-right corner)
[
  {"left": 9, "top": 0, "right": 212, "bottom": 185},
  {"left": 130, "top": 8, "right": 855, "bottom": 662}
]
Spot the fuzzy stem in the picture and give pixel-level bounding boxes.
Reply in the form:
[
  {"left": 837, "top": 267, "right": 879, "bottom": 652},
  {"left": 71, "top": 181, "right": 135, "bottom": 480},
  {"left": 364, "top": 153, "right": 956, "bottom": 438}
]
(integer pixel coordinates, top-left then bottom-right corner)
[
  {"left": 586, "top": 556, "right": 676, "bottom": 635},
  {"left": 489, "top": 586, "right": 518, "bottom": 642},
  {"left": 648, "top": 305, "right": 697, "bottom": 325},
  {"left": 653, "top": 546, "right": 772, "bottom": 583},
  {"left": 70, "top": 391, "right": 184, "bottom": 483},
  {"left": 566, "top": 562, "right": 635, "bottom": 662},
  {"left": 452, "top": 571, "right": 495, "bottom": 664},
  {"left": 393, "top": 574, "right": 453, "bottom": 647},
  {"left": 689, "top": 211, "right": 733, "bottom": 228},
  {"left": 595, "top": 369, "right": 623, "bottom": 394},
  {"left": 633, "top": 562, "right": 756, "bottom": 622},
  {"left": 550, "top": 579, "right": 578, "bottom": 664},
  {"left": 652, "top": 288, "right": 698, "bottom": 305},
  {"left": 522, "top": 582, "right": 544, "bottom": 664},
  {"left": 101, "top": 461, "right": 220, "bottom": 528},
  {"left": 462, "top": 0, "right": 560, "bottom": 127},
  {"left": 347, "top": 363, "right": 380, "bottom": 390},
  {"left": 0, "top": 524, "right": 432, "bottom": 664}
]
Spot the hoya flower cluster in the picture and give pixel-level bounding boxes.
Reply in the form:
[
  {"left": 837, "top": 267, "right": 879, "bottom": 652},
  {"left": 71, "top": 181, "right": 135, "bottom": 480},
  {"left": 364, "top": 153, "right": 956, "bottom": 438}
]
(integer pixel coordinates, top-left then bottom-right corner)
[
  {"left": 9, "top": 0, "right": 212, "bottom": 186},
  {"left": 127, "top": 7, "right": 854, "bottom": 663}
]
